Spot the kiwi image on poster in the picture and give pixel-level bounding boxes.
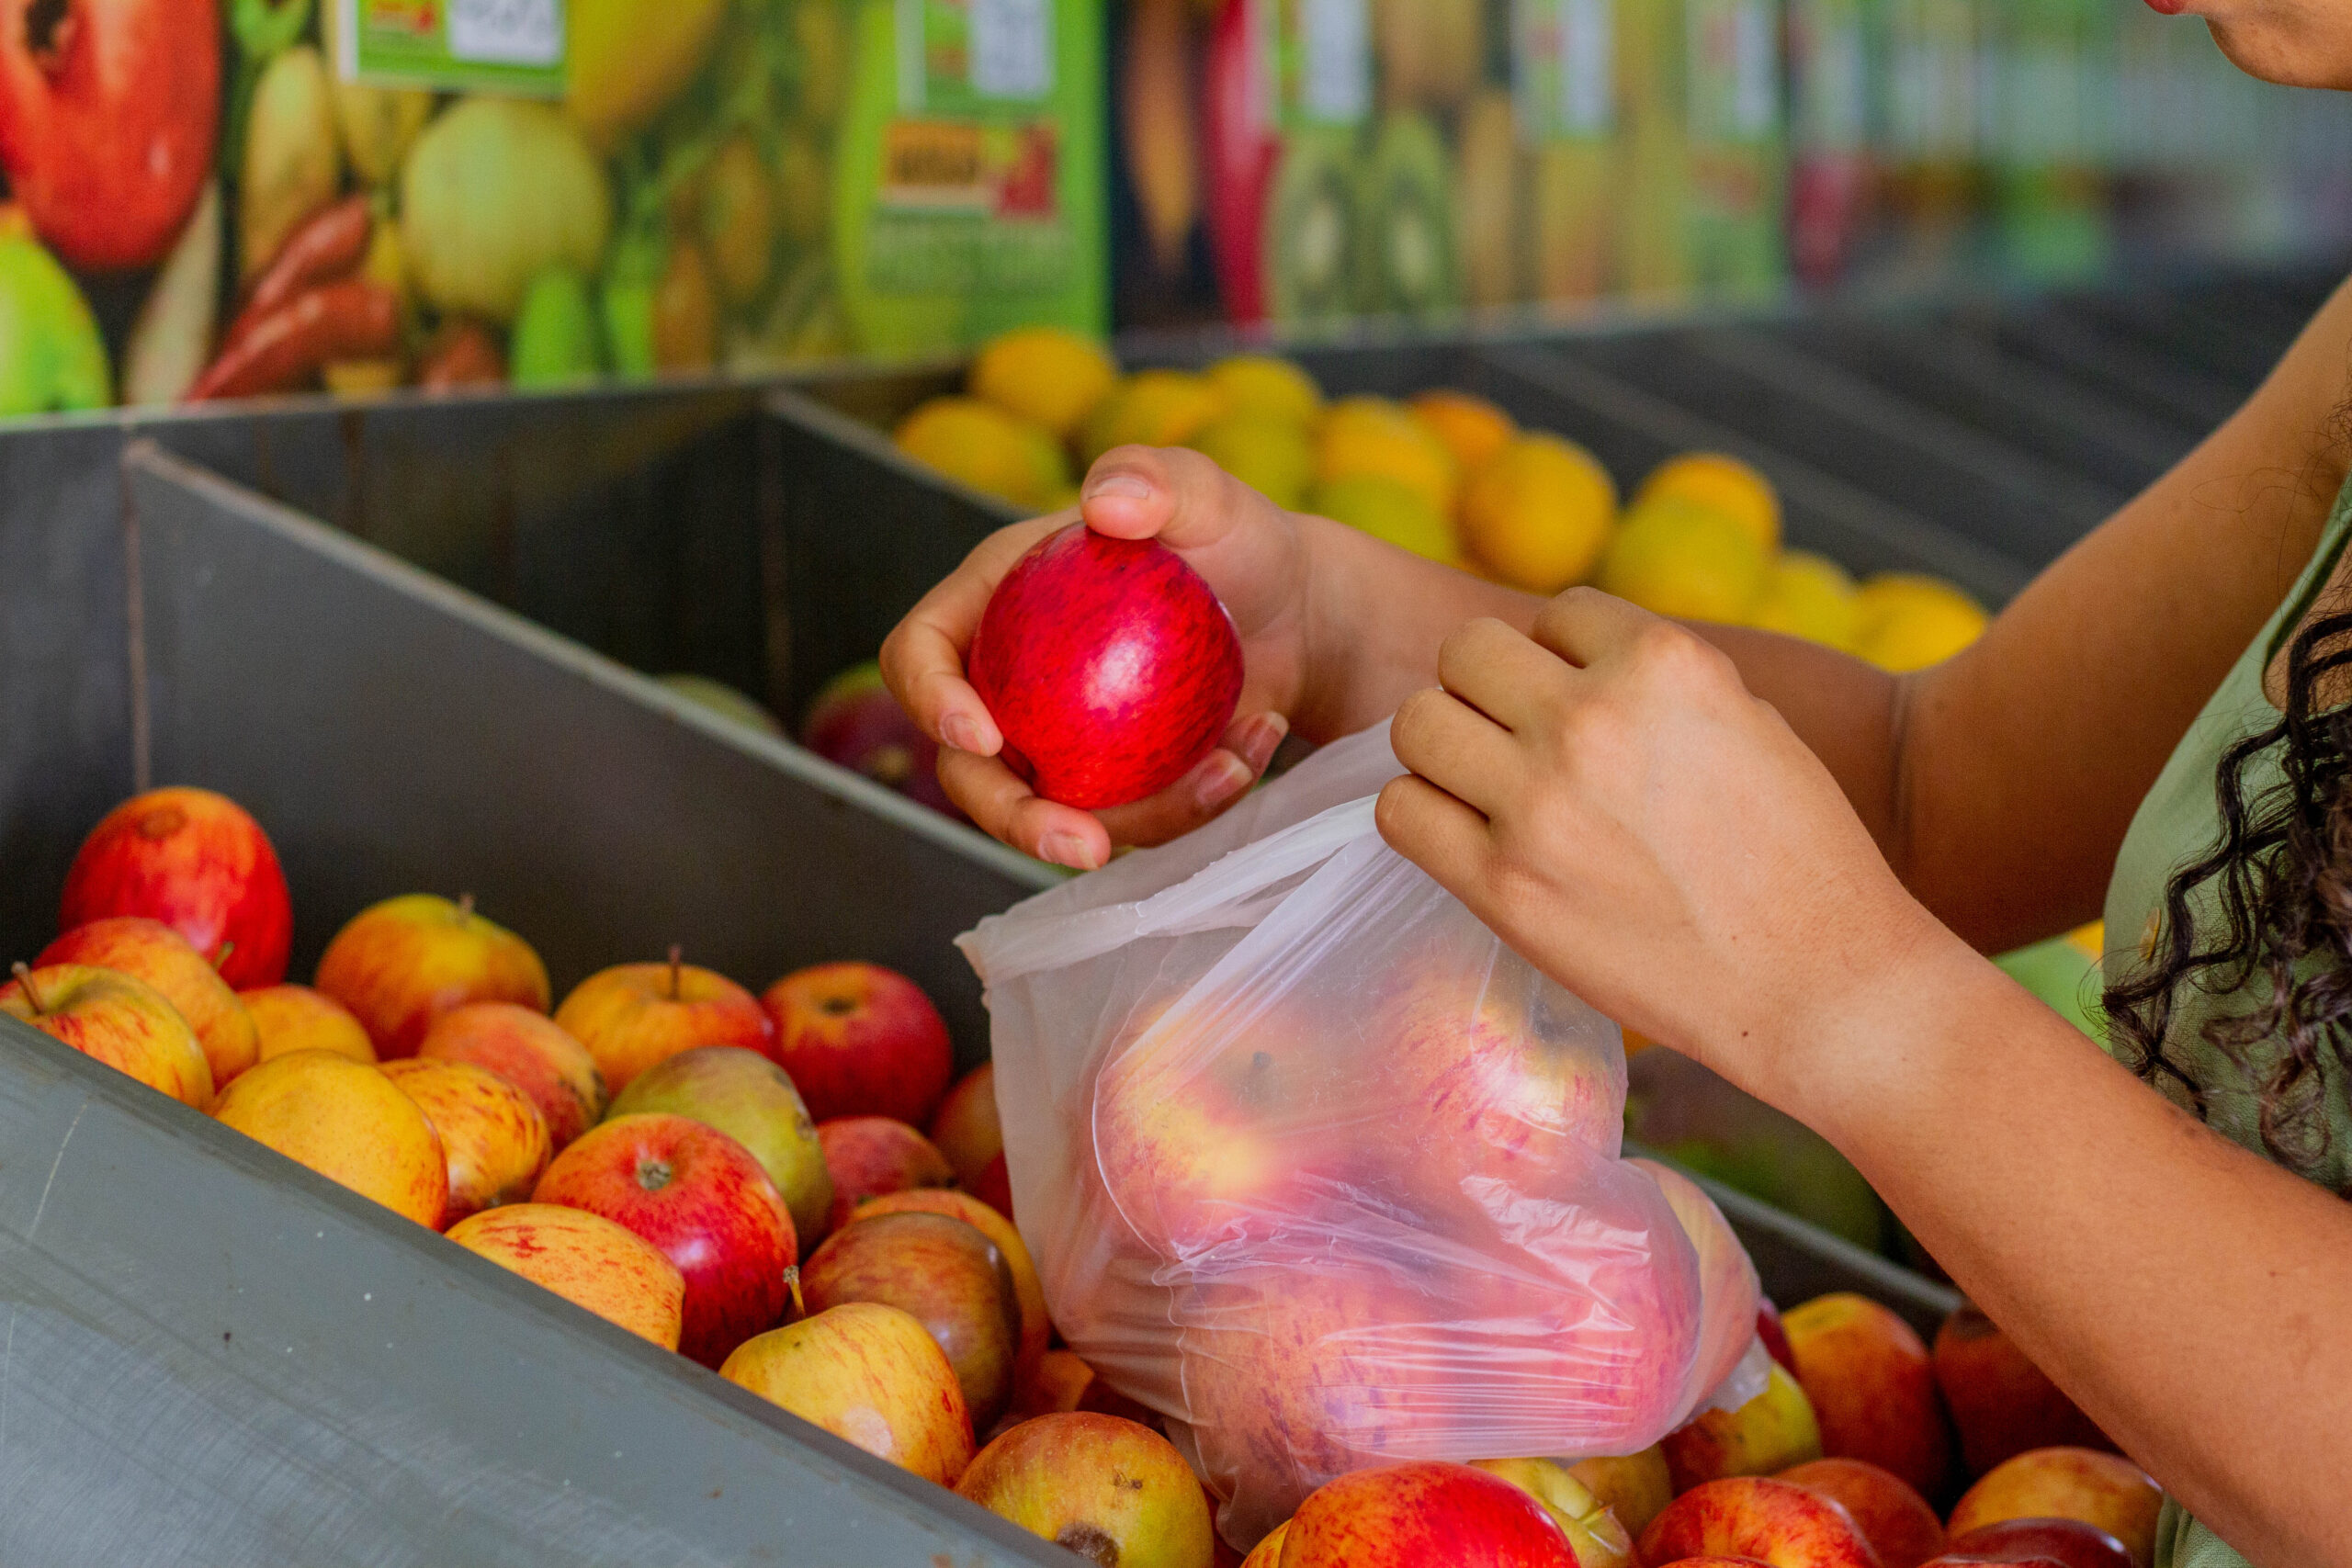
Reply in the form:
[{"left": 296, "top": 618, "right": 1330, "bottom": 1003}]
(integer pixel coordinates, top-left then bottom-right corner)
[
  {"left": 1356, "top": 110, "right": 1460, "bottom": 319},
  {"left": 1262, "top": 127, "right": 1364, "bottom": 323}
]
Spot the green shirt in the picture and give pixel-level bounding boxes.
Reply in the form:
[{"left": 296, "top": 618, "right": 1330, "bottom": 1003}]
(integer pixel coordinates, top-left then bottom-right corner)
[{"left": 2099, "top": 475, "right": 2352, "bottom": 1568}]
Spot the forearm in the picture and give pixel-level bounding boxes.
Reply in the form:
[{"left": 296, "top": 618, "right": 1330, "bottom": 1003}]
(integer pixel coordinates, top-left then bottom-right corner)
[{"left": 1792, "top": 938, "right": 2352, "bottom": 1568}]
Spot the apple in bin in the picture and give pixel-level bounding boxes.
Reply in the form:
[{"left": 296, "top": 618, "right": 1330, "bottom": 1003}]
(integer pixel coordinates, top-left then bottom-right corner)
[
  {"left": 1639, "top": 1477, "right": 1882, "bottom": 1568},
  {"left": 1760, "top": 1298, "right": 1799, "bottom": 1374},
  {"left": 61, "top": 786, "right": 290, "bottom": 989},
  {"left": 315, "top": 894, "right": 551, "bottom": 1060},
  {"left": 1570, "top": 1448, "right": 1675, "bottom": 1540},
  {"left": 854, "top": 1187, "right": 1049, "bottom": 1389},
  {"left": 720, "top": 1302, "right": 975, "bottom": 1486},
  {"left": 1945, "top": 1450, "right": 2162, "bottom": 1568},
  {"left": 242, "top": 984, "right": 376, "bottom": 1065},
  {"left": 1663, "top": 1362, "right": 1825, "bottom": 1492},
  {"left": 761, "top": 961, "right": 952, "bottom": 1126},
  {"left": 209, "top": 1051, "right": 447, "bottom": 1226},
  {"left": 418, "top": 1002, "right": 605, "bottom": 1150},
  {"left": 446, "top": 1201, "right": 686, "bottom": 1350},
  {"left": 40, "top": 916, "right": 257, "bottom": 1086},
  {"left": 381, "top": 1058, "right": 552, "bottom": 1225},
  {"left": 533, "top": 1111, "right": 797, "bottom": 1369},
  {"left": 1932, "top": 1303, "right": 2114, "bottom": 1476},
  {"left": 967, "top": 524, "right": 1246, "bottom": 810},
  {"left": 1281, "top": 1461, "right": 1582, "bottom": 1568},
  {"left": 1633, "top": 1156, "right": 1760, "bottom": 1401},
  {"left": 1781, "top": 1292, "right": 1952, "bottom": 1500},
  {"left": 956, "top": 1413, "right": 1216, "bottom": 1568},
  {"left": 1935, "top": 1519, "right": 2135, "bottom": 1568},
  {"left": 1238, "top": 1523, "right": 1287, "bottom": 1568},
  {"left": 607, "top": 1045, "right": 832, "bottom": 1247},
  {"left": 1472, "top": 1458, "right": 1639, "bottom": 1568},
  {"left": 816, "top": 1115, "right": 953, "bottom": 1234},
  {"left": 800, "top": 661, "right": 958, "bottom": 817},
  {"left": 930, "top": 1061, "right": 1002, "bottom": 1187},
  {"left": 553, "top": 949, "right": 771, "bottom": 1097},
  {"left": 800, "top": 1209, "right": 1020, "bottom": 1431},
  {"left": 1, "top": 961, "right": 213, "bottom": 1106},
  {"left": 1779, "top": 1459, "right": 1946, "bottom": 1568}
]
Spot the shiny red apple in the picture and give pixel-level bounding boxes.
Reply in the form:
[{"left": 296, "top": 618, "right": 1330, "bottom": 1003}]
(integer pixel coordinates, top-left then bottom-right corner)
[
  {"left": 967, "top": 524, "right": 1245, "bottom": 810},
  {"left": 816, "top": 1115, "right": 954, "bottom": 1233},
  {"left": 0, "top": 0, "right": 220, "bottom": 269},
  {"left": 1935, "top": 1519, "right": 2133, "bottom": 1568},
  {"left": 532, "top": 1111, "right": 797, "bottom": 1368},
  {"left": 762, "top": 961, "right": 952, "bottom": 1125},
  {"left": 1281, "top": 1461, "right": 1580, "bottom": 1568},
  {"left": 801, "top": 1209, "right": 1021, "bottom": 1431},
  {"left": 60, "top": 786, "right": 290, "bottom": 988}
]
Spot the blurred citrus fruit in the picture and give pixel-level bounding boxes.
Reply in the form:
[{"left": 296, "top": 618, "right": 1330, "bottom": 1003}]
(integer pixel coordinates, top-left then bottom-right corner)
[
  {"left": 1747, "top": 550, "right": 1860, "bottom": 649},
  {"left": 1411, "top": 389, "right": 1517, "bottom": 475},
  {"left": 1599, "top": 498, "right": 1769, "bottom": 623},
  {"left": 1080, "top": 369, "right": 1227, "bottom": 463},
  {"left": 1456, "top": 432, "right": 1617, "bottom": 592},
  {"left": 1206, "top": 355, "right": 1323, "bottom": 428},
  {"left": 1634, "top": 453, "right": 1781, "bottom": 553},
  {"left": 1852, "top": 574, "right": 1988, "bottom": 671},
  {"left": 894, "top": 397, "right": 1070, "bottom": 513},
  {"left": 968, "top": 327, "right": 1119, "bottom": 441},
  {"left": 1314, "top": 473, "right": 1460, "bottom": 565},
  {"left": 1190, "top": 415, "right": 1317, "bottom": 510},
  {"left": 1317, "top": 396, "right": 1459, "bottom": 518}
]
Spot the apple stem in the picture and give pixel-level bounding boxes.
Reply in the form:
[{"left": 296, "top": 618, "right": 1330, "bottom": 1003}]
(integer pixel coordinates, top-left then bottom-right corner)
[
  {"left": 667, "top": 943, "right": 683, "bottom": 1000},
  {"left": 11, "top": 963, "right": 45, "bottom": 1016},
  {"left": 456, "top": 893, "right": 476, "bottom": 923},
  {"left": 211, "top": 940, "right": 235, "bottom": 972},
  {"left": 783, "top": 1265, "right": 804, "bottom": 1321}
]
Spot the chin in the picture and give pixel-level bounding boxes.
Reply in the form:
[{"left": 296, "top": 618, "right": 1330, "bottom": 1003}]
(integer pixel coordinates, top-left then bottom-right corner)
[{"left": 2199, "top": 6, "right": 2352, "bottom": 90}]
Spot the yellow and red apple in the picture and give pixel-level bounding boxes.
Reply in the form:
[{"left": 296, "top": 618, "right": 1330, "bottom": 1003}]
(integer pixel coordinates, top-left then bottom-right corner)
[
  {"left": 210, "top": 1051, "right": 447, "bottom": 1224},
  {"left": 1663, "top": 1362, "right": 1825, "bottom": 1493},
  {"left": 382, "top": 1057, "right": 553, "bottom": 1225},
  {"left": 608, "top": 1044, "right": 832, "bottom": 1245},
  {"left": 1945, "top": 1448, "right": 2162, "bottom": 1568},
  {"left": 242, "top": 983, "right": 377, "bottom": 1065},
  {"left": 856, "top": 1186, "right": 1049, "bottom": 1388},
  {"left": 720, "top": 1301, "right": 975, "bottom": 1485},
  {"left": 418, "top": 1001, "right": 605, "bottom": 1148},
  {"left": 553, "top": 951, "right": 769, "bottom": 1095},
  {"left": 1640, "top": 1476, "right": 1881, "bottom": 1568},
  {"left": 40, "top": 916, "right": 257, "bottom": 1086},
  {"left": 1779, "top": 1458, "right": 1944, "bottom": 1568},
  {"left": 315, "top": 893, "right": 549, "bottom": 1058},
  {"left": 2, "top": 961, "right": 213, "bottom": 1106},
  {"left": 956, "top": 1412, "right": 1215, "bottom": 1568},
  {"left": 1782, "top": 1292, "right": 1952, "bottom": 1499},
  {"left": 446, "top": 1201, "right": 685, "bottom": 1349},
  {"left": 930, "top": 1060, "right": 1002, "bottom": 1188},
  {"left": 1281, "top": 1461, "right": 1580, "bottom": 1567},
  {"left": 800, "top": 1208, "right": 1021, "bottom": 1430}
]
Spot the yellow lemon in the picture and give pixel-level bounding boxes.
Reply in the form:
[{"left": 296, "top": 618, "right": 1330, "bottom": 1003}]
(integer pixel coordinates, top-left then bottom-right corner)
[
  {"left": 1852, "top": 573, "right": 1989, "bottom": 671},
  {"left": 968, "top": 326, "right": 1120, "bottom": 441},
  {"left": 1206, "top": 355, "right": 1323, "bottom": 428},
  {"left": 1456, "top": 432, "right": 1618, "bottom": 592},
  {"left": 1747, "top": 550, "right": 1861, "bottom": 649},
  {"left": 1634, "top": 452, "right": 1783, "bottom": 554},
  {"left": 1598, "top": 498, "right": 1770, "bottom": 623},
  {"left": 1317, "top": 396, "right": 1459, "bottom": 518},
  {"left": 1410, "top": 389, "right": 1518, "bottom": 476},
  {"left": 894, "top": 397, "right": 1071, "bottom": 513},
  {"left": 1313, "top": 473, "right": 1461, "bottom": 566},
  {"left": 1189, "top": 415, "right": 1317, "bottom": 510},
  {"left": 1080, "top": 369, "right": 1228, "bottom": 464}
]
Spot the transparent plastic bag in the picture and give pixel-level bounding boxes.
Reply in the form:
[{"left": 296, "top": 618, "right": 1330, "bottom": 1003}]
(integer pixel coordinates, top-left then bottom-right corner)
[{"left": 960, "top": 723, "right": 1760, "bottom": 1546}]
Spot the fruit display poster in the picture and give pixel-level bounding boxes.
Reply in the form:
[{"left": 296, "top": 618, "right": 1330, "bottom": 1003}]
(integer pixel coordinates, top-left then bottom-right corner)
[{"left": 0, "top": 0, "right": 1105, "bottom": 420}]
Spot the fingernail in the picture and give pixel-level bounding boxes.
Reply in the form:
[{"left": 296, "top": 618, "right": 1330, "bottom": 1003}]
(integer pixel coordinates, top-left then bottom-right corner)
[
  {"left": 1244, "top": 713, "right": 1290, "bottom": 772},
  {"left": 1043, "top": 833, "right": 1100, "bottom": 871},
  {"left": 1085, "top": 473, "right": 1152, "bottom": 502},
  {"left": 1193, "top": 753, "right": 1253, "bottom": 810},
  {"left": 940, "top": 712, "right": 983, "bottom": 753}
]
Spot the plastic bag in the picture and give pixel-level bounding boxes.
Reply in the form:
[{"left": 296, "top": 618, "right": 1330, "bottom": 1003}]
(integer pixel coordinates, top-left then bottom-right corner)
[{"left": 960, "top": 723, "right": 1760, "bottom": 1546}]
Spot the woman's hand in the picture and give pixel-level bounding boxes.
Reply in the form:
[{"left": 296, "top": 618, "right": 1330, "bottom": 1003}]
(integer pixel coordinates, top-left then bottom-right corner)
[
  {"left": 1377, "top": 589, "right": 1953, "bottom": 1108},
  {"left": 881, "top": 446, "right": 1313, "bottom": 871}
]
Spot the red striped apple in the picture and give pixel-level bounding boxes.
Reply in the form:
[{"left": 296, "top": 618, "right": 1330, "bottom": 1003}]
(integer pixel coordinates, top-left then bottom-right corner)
[
  {"left": 801, "top": 1209, "right": 1019, "bottom": 1430},
  {"left": 315, "top": 894, "right": 549, "bottom": 1059},
  {"left": 61, "top": 786, "right": 289, "bottom": 988},
  {"left": 418, "top": 1002, "right": 605, "bottom": 1149},
  {"left": 1639, "top": 1477, "right": 1881, "bottom": 1568},
  {"left": 930, "top": 1061, "right": 1002, "bottom": 1187},
  {"left": 1782, "top": 1293, "right": 1952, "bottom": 1500},
  {"left": 854, "top": 1187, "right": 1048, "bottom": 1387},
  {"left": 41, "top": 915, "right": 257, "bottom": 1086},
  {"left": 1932, "top": 1304, "right": 2113, "bottom": 1477},
  {"left": 553, "top": 950, "right": 769, "bottom": 1095},
  {"left": 2, "top": 961, "right": 212, "bottom": 1105},
  {"left": 956, "top": 1413, "right": 1215, "bottom": 1568},
  {"left": 382, "top": 1058, "right": 552, "bottom": 1225},
  {"left": 608, "top": 1045, "right": 831, "bottom": 1246},
  {"left": 1779, "top": 1459, "right": 1945, "bottom": 1568},
  {"left": 242, "top": 984, "right": 376, "bottom": 1065},
  {"left": 1281, "top": 1461, "right": 1580, "bottom": 1568},
  {"left": 1473, "top": 1458, "right": 1639, "bottom": 1568},
  {"left": 761, "top": 961, "right": 951, "bottom": 1124},
  {"left": 533, "top": 1111, "right": 796, "bottom": 1368},
  {"left": 1945, "top": 1450, "right": 2161, "bottom": 1568},
  {"left": 447, "top": 1201, "right": 685, "bottom": 1350},
  {"left": 967, "top": 524, "right": 1246, "bottom": 810},
  {"left": 720, "top": 1302, "right": 975, "bottom": 1484},
  {"left": 816, "top": 1115, "right": 952, "bottom": 1233}
]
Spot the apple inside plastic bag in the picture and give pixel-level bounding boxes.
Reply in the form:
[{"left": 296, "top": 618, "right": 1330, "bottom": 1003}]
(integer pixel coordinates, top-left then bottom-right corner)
[{"left": 959, "top": 721, "right": 1760, "bottom": 1549}]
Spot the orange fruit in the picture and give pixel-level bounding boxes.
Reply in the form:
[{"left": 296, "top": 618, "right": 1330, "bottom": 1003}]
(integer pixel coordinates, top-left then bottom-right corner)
[
  {"left": 1456, "top": 432, "right": 1618, "bottom": 591},
  {"left": 1410, "top": 389, "right": 1517, "bottom": 475},
  {"left": 1317, "top": 396, "right": 1460, "bottom": 518},
  {"left": 1634, "top": 452, "right": 1782, "bottom": 552}
]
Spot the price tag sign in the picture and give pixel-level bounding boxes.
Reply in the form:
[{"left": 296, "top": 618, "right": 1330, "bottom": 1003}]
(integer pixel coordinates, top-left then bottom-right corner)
[{"left": 334, "top": 0, "right": 568, "bottom": 96}]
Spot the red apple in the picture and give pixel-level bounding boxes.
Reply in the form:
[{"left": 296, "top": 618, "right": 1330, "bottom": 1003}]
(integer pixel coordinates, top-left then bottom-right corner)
[
  {"left": 1281, "top": 1461, "right": 1579, "bottom": 1568},
  {"left": 1945, "top": 1450, "right": 2161, "bottom": 1568},
  {"left": 1238, "top": 1523, "right": 1287, "bottom": 1568},
  {"left": 800, "top": 660, "right": 957, "bottom": 817},
  {"left": 1639, "top": 1477, "right": 1882, "bottom": 1568},
  {"left": 552, "top": 950, "right": 770, "bottom": 1096},
  {"left": 967, "top": 523, "right": 1246, "bottom": 809},
  {"left": 608, "top": 1045, "right": 832, "bottom": 1246},
  {"left": 446, "top": 1201, "right": 686, "bottom": 1350},
  {"left": 1473, "top": 1458, "right": 1641, "bottom": 1568},
  {"left": 1936, "top": 1520, "right": 2133, "bottom": 1568},
  {"left": 972, "top": 1148, "right": 1015, "bottom": 1223},
  {"left": 1664, "top": 1362, "right": 1826, "bottom": 1492},
  {"left": 956, "top": 1412, "right": 1216, "bottom": 1568},
  {"left": 854, "top": 1187, "right": 1049, "bottom": 1388},
  {"left": 720, "top": 1302, "right": 975, "bottom": 1485},
  {"left": 242, "top": 983, "right": 376, "bottom": 1065},
  {"left": 314, "top": 894, "right": 550, "bottom": 1059},
  {"left": 417, "top": 1001, "right": 605, "bottom": 1149},
  {"left": 381, "top": 1058, "right": 552, "bottom": 1225},
  {"left": 1778, "top": 1459, "right": 1944, "bottom": 1568},
  {"left": 801, "top": 1209, "right": 1020, "bottom": 1430},
  {"left": 930, "top": 1060, "right": 1002, "bottom": 1187},
  {"left": 1, "top": 961, "right": 212, "bottom": 1105},
  {"left": 532, "top": 1111, "right": 797, "bottom": 1368},
  {"left": 0, "top": 0, "right": 219, "bottom": 271},
  {"left": 760, "top": 961, "right": 952, "bottom": 1125},
  {"left": 1647, "top": 1559, "right": 1775, "bottom": 1567},
  {"left": 1782, "top": 1292, "right": 1952, "bottom": 1500},
  {"left": 1633, "top": 1157, "right": 1761, "bottom": 1404},
  {"left": 40, "top": 915, "right": 257, "bottom": 1086},
  {"left": 60, "top": 786, "right": 289, "bottom": 988},
  {"left": 816, "top": 1115, "right": 953, "bottom": 1233},
  {"left": 1760, "top": 1300, "right": 1798, "bottom": 1375},
  {"left": 1932, "top": 1303, "right": 2113, "bottom": 1478}
]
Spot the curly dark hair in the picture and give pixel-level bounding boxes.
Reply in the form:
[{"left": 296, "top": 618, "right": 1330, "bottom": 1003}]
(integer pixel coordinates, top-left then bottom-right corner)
[{"left": 2102, "top": 605, "right": 2352, "bottom": 1194}]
